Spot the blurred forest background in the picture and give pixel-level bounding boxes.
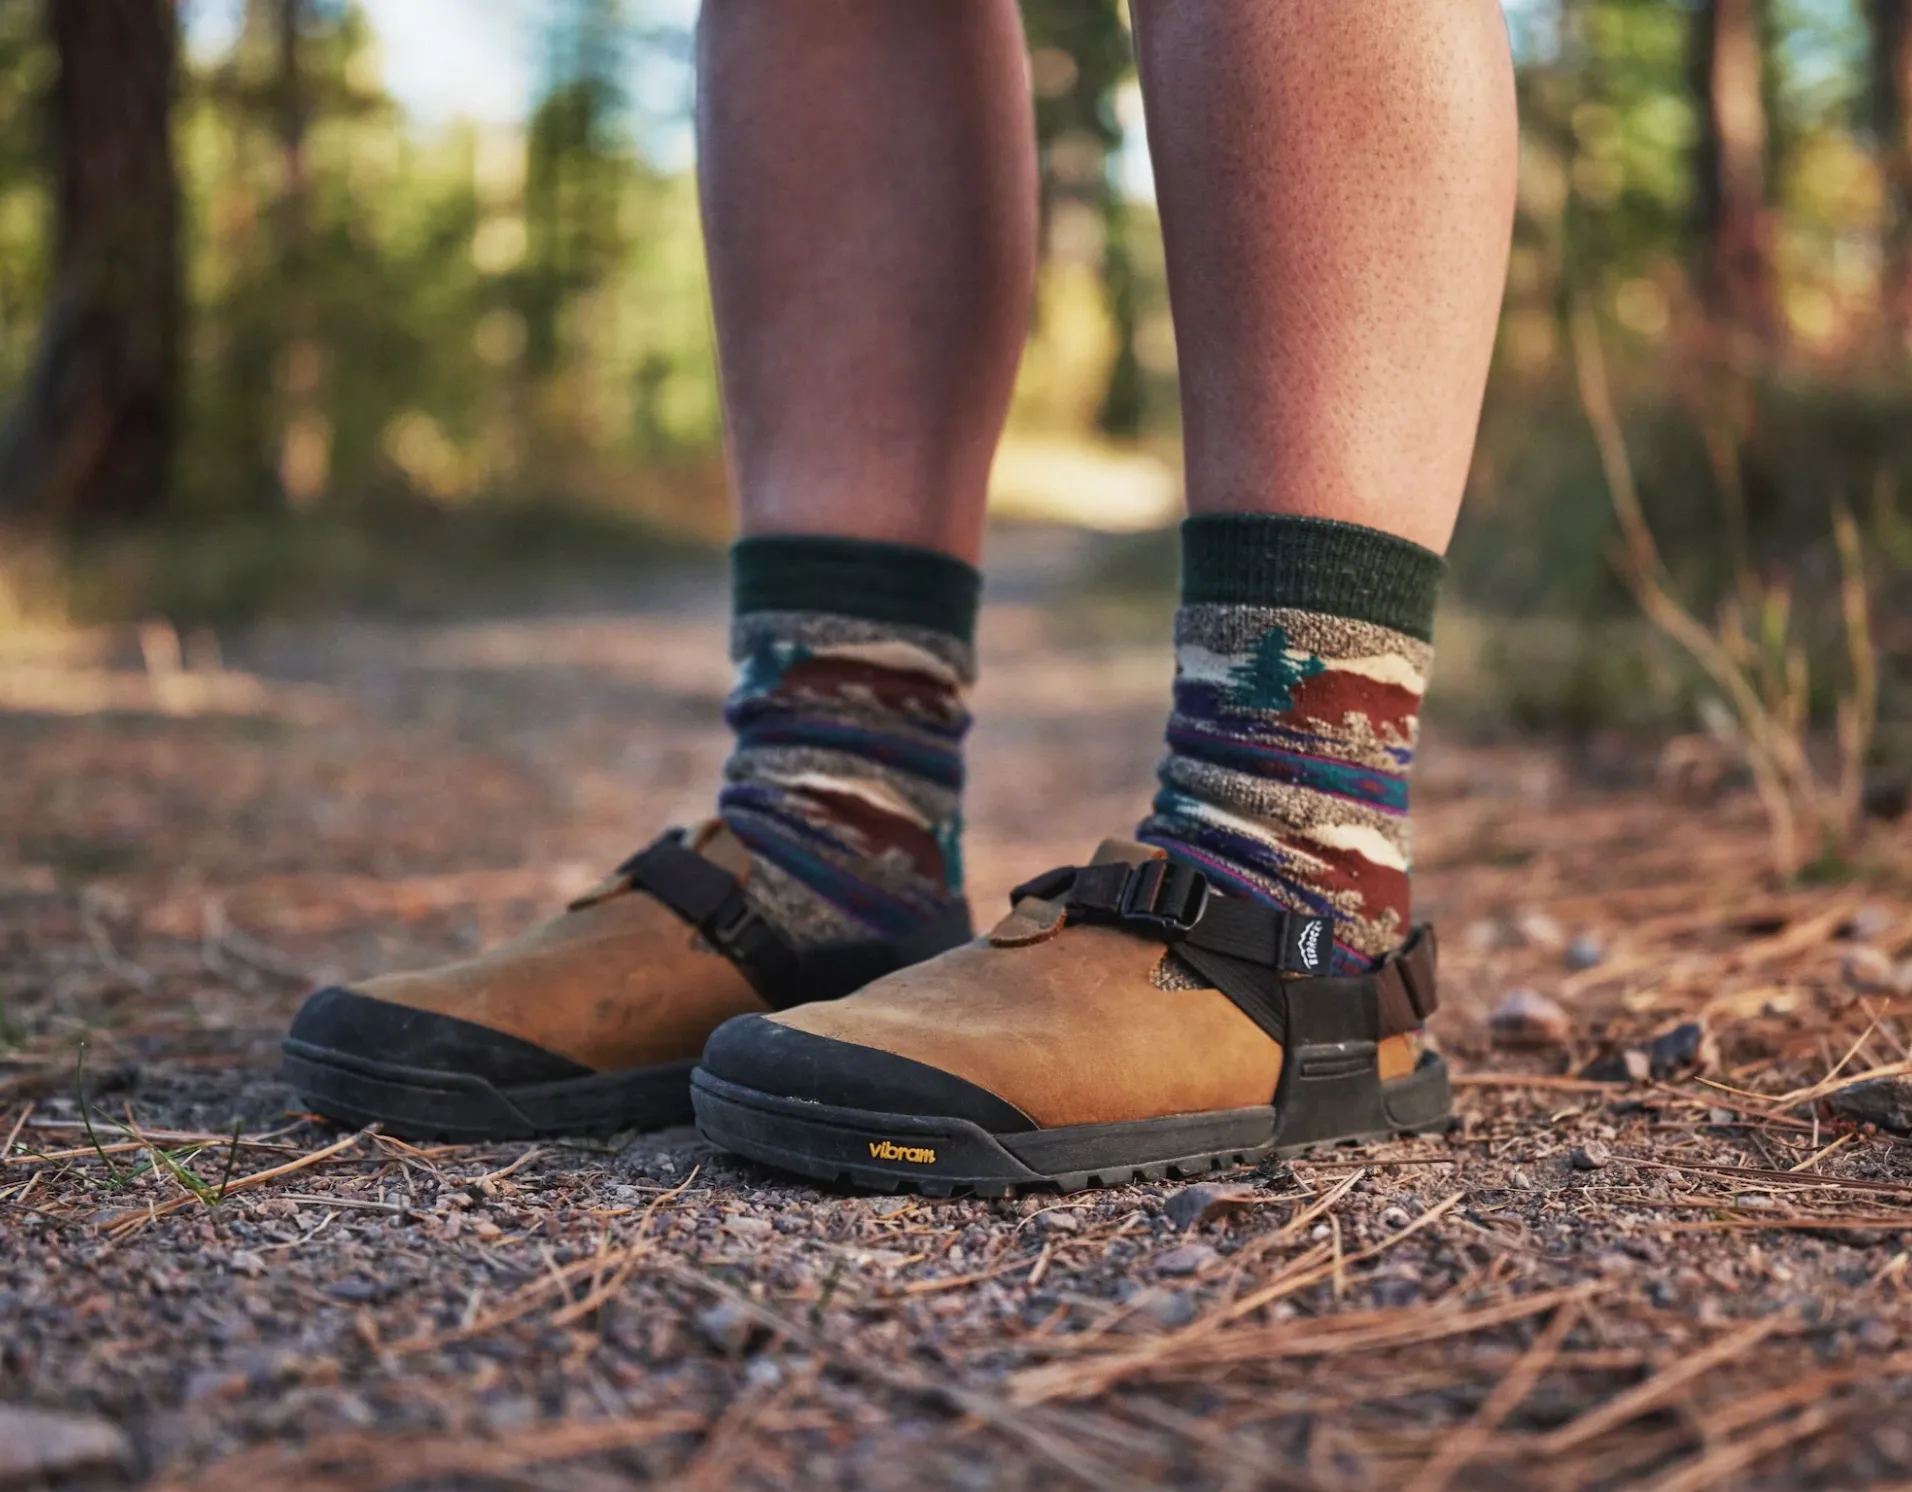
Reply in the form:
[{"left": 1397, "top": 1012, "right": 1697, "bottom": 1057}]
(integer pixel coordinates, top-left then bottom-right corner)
[{"left": 1, "top": 0, "right": 1911, "bottom": 745}]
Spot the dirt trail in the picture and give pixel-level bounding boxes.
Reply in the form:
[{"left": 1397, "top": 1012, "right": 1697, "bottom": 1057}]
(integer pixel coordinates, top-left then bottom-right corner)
[{"left": 2, "top": 546, "right": 1910, "bottom": 1489}]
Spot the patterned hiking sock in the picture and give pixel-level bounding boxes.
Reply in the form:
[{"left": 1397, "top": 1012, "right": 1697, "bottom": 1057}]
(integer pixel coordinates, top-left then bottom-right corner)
[
  {"left": 1137, "top": 514, "right": 1444, "bottom": 974},
  {"left": 719, "top": 535, "right": 979, "bottom": 949}
]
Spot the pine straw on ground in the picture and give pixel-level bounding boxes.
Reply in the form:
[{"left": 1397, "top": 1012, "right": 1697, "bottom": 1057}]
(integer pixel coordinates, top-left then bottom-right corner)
[{"left": 2, "top": 582, "right": 1911, "bottom": 1491}]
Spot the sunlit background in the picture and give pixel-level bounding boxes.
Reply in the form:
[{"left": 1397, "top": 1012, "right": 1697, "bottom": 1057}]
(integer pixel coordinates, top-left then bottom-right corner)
[{"left": 0, "top": 0, "right": 1908, "bottom": 740}]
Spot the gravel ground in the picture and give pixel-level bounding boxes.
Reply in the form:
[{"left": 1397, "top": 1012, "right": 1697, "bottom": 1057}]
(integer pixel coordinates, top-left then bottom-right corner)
[{"left": 3, "top": 537, "right": 1911, "bottom": 1490}]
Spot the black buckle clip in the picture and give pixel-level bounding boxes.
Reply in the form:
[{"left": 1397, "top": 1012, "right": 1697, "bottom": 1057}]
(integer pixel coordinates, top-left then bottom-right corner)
[
  {"left": 1118, "top": 860, "right": 1209, "bottom": 942},
  {"left": 706, "top": 893, "right": 770, "bottom": 958}
]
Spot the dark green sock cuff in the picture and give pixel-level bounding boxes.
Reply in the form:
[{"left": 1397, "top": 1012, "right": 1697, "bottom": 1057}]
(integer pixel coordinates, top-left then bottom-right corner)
[
  {"left": 1180, "top": 514, "right": 1445, "bottom": 642},
  {"left": 731, "top": 535, "right": 982, "bottom": 643}
]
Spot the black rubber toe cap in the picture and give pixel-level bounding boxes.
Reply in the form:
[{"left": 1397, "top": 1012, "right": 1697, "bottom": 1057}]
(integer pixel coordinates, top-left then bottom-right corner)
[
  {"left": 699, "top": 1015, "right": 1037, "bottom": 1133},
  {"left": 285, "top": 987, "right": 592, "bottom": 1087}
]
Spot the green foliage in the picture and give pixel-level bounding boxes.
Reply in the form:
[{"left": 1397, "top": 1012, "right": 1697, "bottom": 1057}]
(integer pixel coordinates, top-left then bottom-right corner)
[
  {"left": 1, "top": 0, "right": 718, "bottom": 533},
  {"left": 0, "top": 0, "right": 49, "bottom": 398}
]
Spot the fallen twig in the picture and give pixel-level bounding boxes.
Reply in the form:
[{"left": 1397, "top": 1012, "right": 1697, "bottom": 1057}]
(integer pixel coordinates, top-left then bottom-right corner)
[
  {"left": 1402, "top": 1294, "right": 1583, "bottom": 1492},
  {"left": 1530, "top": 1316, "right": 1783, "bottom": 1456},
  {"left": 101, "top": 1127, "right": 372, "bottom": 1237}
]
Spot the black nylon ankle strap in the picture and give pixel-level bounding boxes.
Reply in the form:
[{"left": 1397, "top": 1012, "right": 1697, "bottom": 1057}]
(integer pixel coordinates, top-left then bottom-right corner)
[
  {"left": 618, "top": 830, "right": 973, "bottom": 1009},
  {"left": 1008, "top": 860, "right": 1437, "bottom": 1045},
  {"left": 619, "top": 830, "right": 803, "bottom": 1003}
]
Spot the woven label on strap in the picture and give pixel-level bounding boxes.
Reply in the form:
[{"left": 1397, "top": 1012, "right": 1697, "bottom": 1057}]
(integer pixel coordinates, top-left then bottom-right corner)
[{"left": 1283, "top": 916, "right": 1330, "bottom": 974}]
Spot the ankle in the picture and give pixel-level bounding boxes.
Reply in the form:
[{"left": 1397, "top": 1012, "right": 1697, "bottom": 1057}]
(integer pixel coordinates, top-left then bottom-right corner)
[{"left": 718, "top": 534, "right": 980, "bottom": 947}]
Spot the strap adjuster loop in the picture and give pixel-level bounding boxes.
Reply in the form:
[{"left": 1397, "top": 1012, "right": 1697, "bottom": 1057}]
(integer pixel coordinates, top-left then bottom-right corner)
[{"left": 1117, "top": 859, "right": 1209, "bottom": 942}]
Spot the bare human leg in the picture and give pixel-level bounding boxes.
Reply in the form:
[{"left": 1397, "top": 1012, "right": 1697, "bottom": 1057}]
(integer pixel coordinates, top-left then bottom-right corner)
[
  {"left": 1132, "top": 2, "right": 1519, "bottom": 964},
  {"left": 695, "top": 0, "right": 1036, "bottom": 564},
  {"left": 694, "top": 2, "right": 1038, "bottom": 953},
  {"left": 1133, "top": 0, "right": 1516, "bottom": 553}
]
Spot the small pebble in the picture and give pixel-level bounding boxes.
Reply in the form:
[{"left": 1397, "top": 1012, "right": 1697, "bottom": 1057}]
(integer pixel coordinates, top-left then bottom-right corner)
[
  {"left": 1517, "top": 912, "right": 1565, "bottom": 949},
  {"left": 0, "top": 1406, "right": 133, "bottom": 1486},
  {"left": 1152, "top": 1244, "right": 1220, "bottom": 1277},
  {"left": 1371, "top": 1276, "right": 1421, "bottom": 1308},
  {"left": 1380, "top": 1206, "right": 1413, "bottom": 1230},
  {"left": 1463, "top": 918, "right": 1508, "bottom": 952},
  {"left": 1135, "top": 1289, "right": 1198, "bottom": 1328},
  {"left": 1827, "top": 1076, "right": 1912, "bottom": 1136},
  {"left": 1036, "top": 1209, "right": 1083, "bottom": 1235},
  {"left": 696, "top": 1301, "right": 754, "bottom": 1355},
  {"left": 227, "top": 1249, "right": 265, "bottom": 1277},
  {"left": 1564, "top": 932, "right": 1607, "bottom": 971},
  {"left": 1857, "top": 1318, "right": 1900, "bottom": 1352},
  {"left": 1571, "top": 1141, "right": 1612, "bottom": 1171},
  {"left": 1163, "top": 1183, "right": 1257, "bottom": 1230},
  {"left": 1488, "top": 989, "right": 1572, "bottom": 1049},
  {"left": 1843, "top": 945, "right": 1896, "bottom": 994},
  {"left": 742, "top": 1357, "right": 784, "bottom": 1389},
  {"left": 1647, "top": 1022, "right": 1714, "bottom": 1079},
  {"left": 1847, "top": 904, "right": 1895, "bottom": 941},
  {"left": 1580, "top": 1049, "right": 1651, "bottom": 1084},
  {"left": 1509, "top": 1169, "right": 1534, "bottom": 1190}
]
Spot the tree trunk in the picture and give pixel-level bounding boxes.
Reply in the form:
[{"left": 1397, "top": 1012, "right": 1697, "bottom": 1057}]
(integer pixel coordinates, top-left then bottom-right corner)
[
  {"left": 1873, "top": 0, "right": 1912, "bottom": 354},
  {"left": 273, "top": 0, "right": 329, "bottom": 507},
  {"left": 0, "top": 0, "right": 180, "bottom": 528},
  {"left": 1692, "top": 0, "right": 1775, "bottom": 350},
  {"left": 1022, "top": 0, "right": 1139, "bottom": 436}
]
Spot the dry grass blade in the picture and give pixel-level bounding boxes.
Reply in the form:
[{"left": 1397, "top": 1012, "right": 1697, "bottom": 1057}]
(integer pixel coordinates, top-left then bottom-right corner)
[
  {"left": 1641, "top": 1402, "right": 1844, "bottom": 1492},
  {"left": 1013, "top": 1194, "right": 1470, "bottom": 1404},
  {"left": 1273, "top": 1166, "right": 1366, "bottom": 1240},
  {"left": 1402, "top": 1297, "right": 1583, "bottom": 1492},
  {"left": 651, "top": 1260, "right": 1146, "bottom": 1492},
  {"left": 150, "top": 1411, "right": 710, "bottom": 1492},
  {"left": 1624, "top": 1154, "right": 1912, "bottom": 1197},
  {"left": 384, "top": 1244, "right": 634, "bottom": 1355},
  {"left": 1664, "top": 1214, "right": 1912, "bottom": 1233},
  {"left": 1531, "top": 1316, "right": 1782, "bottom": 1456},
  {"left": 0, "top": 1101, "right": 34, "bottom": 1160},
  {"left": 101, "top": 1126, "right": 371, "bottom": 1236},
  {"left": 546, "top": 1166, "right": 700, "bottom": 1330},
  {"left": 1760, "top": 1058, "right": 1912, "bottom": 1111},
  {"left": 1569, "top": 296, "right": 1879, "bottom": 877},
  {"left": 1450, "top": 1074, "right": 1619, "bottom": 1093}
]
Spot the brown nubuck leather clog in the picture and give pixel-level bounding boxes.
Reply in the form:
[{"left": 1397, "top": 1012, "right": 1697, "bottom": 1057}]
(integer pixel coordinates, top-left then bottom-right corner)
[
  {"left": 282, "top": 823, "right": 969, "bottom": 1141},
  {"left": 692, "top": 839, "right": 1449, "bottom": 1195}
]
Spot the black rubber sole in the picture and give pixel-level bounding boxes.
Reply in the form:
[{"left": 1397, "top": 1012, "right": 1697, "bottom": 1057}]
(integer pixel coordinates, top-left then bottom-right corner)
[
  {"left": 282, "top": 1039, "right": 695, "bottom": 1142},
  {"left": 690, "top": 1053, "right": 1453, "bottom": 1197}
]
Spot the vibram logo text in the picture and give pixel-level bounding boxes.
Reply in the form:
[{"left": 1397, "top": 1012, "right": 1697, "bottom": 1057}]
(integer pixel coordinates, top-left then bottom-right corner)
[{"left": 868, "top": 1140, "right": 936, "bottom": 1165}]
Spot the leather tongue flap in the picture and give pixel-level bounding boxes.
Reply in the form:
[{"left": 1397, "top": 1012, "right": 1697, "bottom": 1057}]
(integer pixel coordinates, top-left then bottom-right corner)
[
  {"left": 687, "top": 818, "right": 753, "bottom": 877},
  {"left": 988, "top": 896, "right": 1065, "bottom": 947},
  {"left": 1088, "top": 838, "right": 1167, "bottom": 869},
  {"left": 570, "top": 820, "right": 752, "bottom": 912},
  {"left": 991, "top": 839, "right": 1163, "bottom": 946},
  {"left": 566, "top": 872, "right": 632, "bottom": 911}
]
